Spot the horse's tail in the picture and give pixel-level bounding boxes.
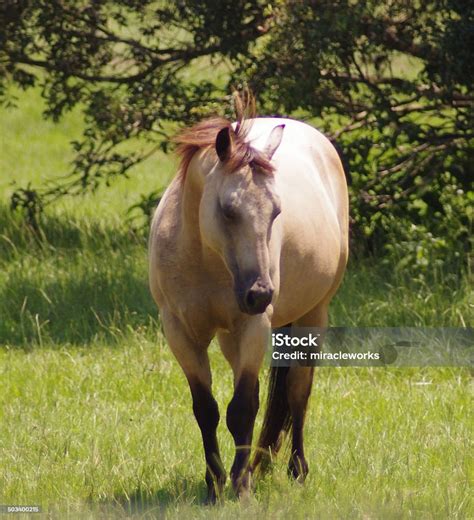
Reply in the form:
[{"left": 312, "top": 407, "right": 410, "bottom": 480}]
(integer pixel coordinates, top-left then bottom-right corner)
[{"left": 252, "top": 365, "right": 292, "bottom": 473}]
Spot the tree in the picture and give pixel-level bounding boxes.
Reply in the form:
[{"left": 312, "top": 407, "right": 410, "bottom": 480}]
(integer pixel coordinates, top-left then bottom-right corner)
[
  {"left": 1, "top": 0, "right": 269, "bottom": 220},
  {"left": 1, "top": 0, "right": 472, "bottom": 266}
]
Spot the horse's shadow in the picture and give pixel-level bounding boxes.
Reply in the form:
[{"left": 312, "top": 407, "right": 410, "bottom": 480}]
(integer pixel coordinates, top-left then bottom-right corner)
[{"left": 98, "top": 478, "right": 238, "bottom": 516}]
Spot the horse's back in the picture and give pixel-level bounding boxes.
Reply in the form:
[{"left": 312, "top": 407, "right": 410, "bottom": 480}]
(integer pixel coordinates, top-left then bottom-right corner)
[{"left": 247, "top": 118, "right": 348, "bottom": 248}]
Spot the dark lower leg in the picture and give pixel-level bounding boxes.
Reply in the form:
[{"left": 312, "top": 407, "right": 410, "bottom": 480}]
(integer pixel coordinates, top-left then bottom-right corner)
[
  {"left": 226, "top": 372, "right": 259, "bottom": 495},
  {"left": 287, "top": 367, "right": 314, "bottom": 481},
  {"left": 190, "top": 380, "right": 226, "bottom": 503},
  {"left": 288, "top": 413, "right": 309, "bottom": 480}
]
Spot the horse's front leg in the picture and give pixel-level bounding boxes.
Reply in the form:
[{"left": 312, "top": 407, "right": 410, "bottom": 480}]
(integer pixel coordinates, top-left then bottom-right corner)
[
  {"left": 227, "top": 371, "right": 259, "bottom": 495},
  {"left": 218, "top": 316, "right": 269, "bottom": 496},
  {"left": 161, "top": 310, "right": 226, "bottom": 504}
]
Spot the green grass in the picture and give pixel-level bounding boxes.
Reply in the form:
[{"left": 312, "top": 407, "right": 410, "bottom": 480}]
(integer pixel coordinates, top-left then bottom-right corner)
[
  {"left": 2, "top": 346, "right": 471, "bottom": 519},
  {"left": 0, "top": 90, "right": 473, "bottom": 519},
  {"left": 0, "top": 87, "right": 176, "bottom": 219}
]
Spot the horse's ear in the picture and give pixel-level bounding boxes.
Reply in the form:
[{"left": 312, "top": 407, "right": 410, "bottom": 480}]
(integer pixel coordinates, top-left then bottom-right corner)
[
  {"left": 215, "top": 127, "right": 233, "bottom": 162},
  {"left": 264, "top": 124, "right": 285, "bottom": 160}
]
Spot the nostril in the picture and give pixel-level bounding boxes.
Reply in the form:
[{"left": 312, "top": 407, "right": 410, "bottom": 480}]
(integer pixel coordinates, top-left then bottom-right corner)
[
  {"left": 245, "top": 287, "right": 273, "bottom": 311},
  {"left": 246, "top": 290, "right": 257, "bottom": 308}
]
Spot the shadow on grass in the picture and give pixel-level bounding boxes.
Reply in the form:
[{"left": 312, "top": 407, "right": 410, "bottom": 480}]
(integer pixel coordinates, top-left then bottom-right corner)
[
  {"left": 0, "top": 204, "right": 158, "bottom": 347},
  {"left": 95, "top": 478, "right": 228, "bottom": 517},
  {"left": 0, "top": 203, "right": 142, "bottom": 259}
]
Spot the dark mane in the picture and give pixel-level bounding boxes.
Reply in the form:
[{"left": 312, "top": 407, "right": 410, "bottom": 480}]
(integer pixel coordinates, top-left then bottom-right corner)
[{"left": 173, "top": 92, "right": 274, "bottom": 181}]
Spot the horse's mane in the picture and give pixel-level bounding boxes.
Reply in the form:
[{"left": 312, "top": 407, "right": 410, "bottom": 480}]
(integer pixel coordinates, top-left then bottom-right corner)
[{"left": 173, "top": 92, "right": 274, "bottom": 181}]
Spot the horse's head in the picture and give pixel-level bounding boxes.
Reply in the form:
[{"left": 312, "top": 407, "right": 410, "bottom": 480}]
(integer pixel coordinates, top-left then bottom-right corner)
[{"left": 200, "top": 124, "right": 285, "bottom": 315}]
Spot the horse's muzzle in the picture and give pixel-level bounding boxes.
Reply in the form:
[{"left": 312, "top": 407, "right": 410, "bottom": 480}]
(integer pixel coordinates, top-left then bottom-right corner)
[{"left": 237, "top": 279, "right": 274, "bottom": 315}]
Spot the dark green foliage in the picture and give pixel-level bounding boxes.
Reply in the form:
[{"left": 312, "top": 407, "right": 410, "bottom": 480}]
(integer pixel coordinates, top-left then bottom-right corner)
[
  {"left": 0, "top": 0, "right": 268, "bottom": 211},
  {"left": 1, "top": 1, "right": 472, "bottom": 268}
]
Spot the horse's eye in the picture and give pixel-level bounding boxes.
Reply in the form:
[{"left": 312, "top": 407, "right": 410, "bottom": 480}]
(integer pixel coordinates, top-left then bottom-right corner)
[{"left": 221, "top": 204, "right": 238, "bottom": 222}]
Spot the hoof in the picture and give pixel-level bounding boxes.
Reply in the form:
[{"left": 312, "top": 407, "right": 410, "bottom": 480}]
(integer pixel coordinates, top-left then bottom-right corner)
[
  {"left": 288, "top": 454, "right": 309, "bottom": 482},
  {"left": 231, "top": 470, "right": 252, "bottom": 498},
  {"left": 204, "top": 483, "right": 225, "bottom": 505},
  {"left": 204, "top": 491, "right": 217, "bottom": 506},
  {"left": 205, "top": 472, "right": 226, "bottom": 505}
]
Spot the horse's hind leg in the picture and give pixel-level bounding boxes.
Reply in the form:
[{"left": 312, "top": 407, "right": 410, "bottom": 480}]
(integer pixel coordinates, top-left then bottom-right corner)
[
  {"left": 161, "top": 310, "right": 226, "bottom": 504},
  {"left": 287, "top": 303, "right": 328, "bottom": 481}
]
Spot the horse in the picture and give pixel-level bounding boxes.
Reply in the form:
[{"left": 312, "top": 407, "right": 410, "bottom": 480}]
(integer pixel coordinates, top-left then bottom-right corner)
[{"left": 148, "top": 97, "right": 348, "bottom": 503}]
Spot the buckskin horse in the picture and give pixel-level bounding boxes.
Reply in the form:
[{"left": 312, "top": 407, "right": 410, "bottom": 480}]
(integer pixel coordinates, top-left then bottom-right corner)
[{"left": 149, "top": 95, "right": 348, "bottom": 502}]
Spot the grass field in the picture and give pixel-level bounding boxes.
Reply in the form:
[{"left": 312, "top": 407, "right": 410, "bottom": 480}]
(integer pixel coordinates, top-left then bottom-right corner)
[{"left": 0, "top": 90, "right": 472, "bottom": 519}]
